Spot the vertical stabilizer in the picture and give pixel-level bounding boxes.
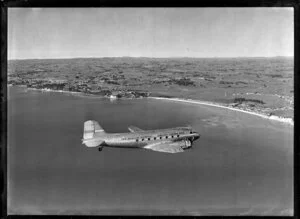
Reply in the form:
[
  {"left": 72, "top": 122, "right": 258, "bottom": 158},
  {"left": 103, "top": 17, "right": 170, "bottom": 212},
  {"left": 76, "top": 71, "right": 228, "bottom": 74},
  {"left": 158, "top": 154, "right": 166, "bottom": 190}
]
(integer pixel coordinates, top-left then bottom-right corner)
[
  {"left": 83, "top": 120, "right": 105, "bottom": 139},
  {"left": 82, "top": 120, "right": 105, "bottom": 147}
]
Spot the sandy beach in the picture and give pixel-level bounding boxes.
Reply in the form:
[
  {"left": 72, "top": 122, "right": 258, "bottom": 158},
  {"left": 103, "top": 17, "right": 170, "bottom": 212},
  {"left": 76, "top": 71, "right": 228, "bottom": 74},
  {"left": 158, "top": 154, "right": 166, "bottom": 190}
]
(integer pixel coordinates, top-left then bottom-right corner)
[
  {"left": 17, "top": 86, "right": 294, "bottom": 126},
  {"left": 149, "top": 97, "right": 294, "bottom": 126}
]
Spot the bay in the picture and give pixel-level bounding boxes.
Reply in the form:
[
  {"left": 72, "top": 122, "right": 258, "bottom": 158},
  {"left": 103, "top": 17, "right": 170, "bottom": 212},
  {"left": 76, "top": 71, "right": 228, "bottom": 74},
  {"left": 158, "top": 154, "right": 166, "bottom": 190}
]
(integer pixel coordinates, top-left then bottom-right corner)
[{"left": 7, "top": 86, "right": 293, "bottom": 215}]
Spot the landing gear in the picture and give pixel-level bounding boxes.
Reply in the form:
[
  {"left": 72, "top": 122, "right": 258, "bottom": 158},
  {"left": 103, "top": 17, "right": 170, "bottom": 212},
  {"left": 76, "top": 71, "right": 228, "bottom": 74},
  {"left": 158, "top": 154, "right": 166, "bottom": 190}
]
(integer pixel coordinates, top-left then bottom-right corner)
[{"left": 98, "top": 147, "right": 102, "bottom": 152}]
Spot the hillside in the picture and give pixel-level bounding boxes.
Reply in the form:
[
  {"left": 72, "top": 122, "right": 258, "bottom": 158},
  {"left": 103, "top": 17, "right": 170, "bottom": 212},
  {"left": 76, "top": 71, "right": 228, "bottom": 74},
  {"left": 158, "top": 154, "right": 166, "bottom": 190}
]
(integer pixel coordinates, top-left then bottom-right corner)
[{"left": 8, "top": 57, "right": 294, "bottom": 119}]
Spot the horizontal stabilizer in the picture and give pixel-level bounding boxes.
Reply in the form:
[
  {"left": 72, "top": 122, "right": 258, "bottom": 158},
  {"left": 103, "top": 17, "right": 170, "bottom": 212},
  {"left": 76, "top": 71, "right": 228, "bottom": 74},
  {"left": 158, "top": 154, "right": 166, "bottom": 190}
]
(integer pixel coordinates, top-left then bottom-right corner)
[
  {"left": 82, "top": 138, "right": 104, "bottom": 147},
  {"left": 128, "top": 126, "right": 144, "bottom": 133}
]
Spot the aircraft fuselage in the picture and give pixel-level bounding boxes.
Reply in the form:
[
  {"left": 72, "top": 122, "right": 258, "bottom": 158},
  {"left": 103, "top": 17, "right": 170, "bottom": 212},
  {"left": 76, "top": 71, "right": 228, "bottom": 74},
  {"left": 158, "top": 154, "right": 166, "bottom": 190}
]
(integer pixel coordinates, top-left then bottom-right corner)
[
  {"left": 95, "top": 127, "right": 199, "bottom": 148},
  {"left": 82, "top": 120, "right": 200, "bottom": 153}
]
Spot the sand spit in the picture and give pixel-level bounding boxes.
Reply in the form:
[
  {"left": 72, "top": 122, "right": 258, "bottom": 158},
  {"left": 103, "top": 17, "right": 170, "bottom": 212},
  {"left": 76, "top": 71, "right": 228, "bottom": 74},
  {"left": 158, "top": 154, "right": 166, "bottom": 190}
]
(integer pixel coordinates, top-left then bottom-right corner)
[{"left": 149, "top": 97, "right": 294, "bottom": 126}]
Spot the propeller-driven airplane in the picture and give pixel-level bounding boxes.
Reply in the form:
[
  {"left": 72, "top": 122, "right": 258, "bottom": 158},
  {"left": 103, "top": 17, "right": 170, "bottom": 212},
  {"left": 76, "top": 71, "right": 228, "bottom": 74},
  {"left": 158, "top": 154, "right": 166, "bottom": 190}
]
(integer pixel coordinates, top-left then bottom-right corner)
[{"left": 82, "top": 120, "right": 200, "bottom": 153}]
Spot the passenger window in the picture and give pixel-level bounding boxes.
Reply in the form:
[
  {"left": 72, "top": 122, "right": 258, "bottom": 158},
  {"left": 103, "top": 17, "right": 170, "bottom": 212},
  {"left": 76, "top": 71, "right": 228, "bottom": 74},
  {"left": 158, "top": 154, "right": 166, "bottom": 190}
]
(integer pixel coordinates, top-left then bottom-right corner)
[
  {"left": 136, "top": 139, "right": 138, "bottom": 142},
  {"left": 177, "top": 134, "right": 179, "bottom": 137},
  {"left": 154, "top": 137, "right": 156, "bottom": 140},
  {"left": 160, "top": 137, "right": 162, "bottom": 139},
  {"left": 171, "top": 135, "right": 174, "bottom": 138},
  {"left": 142, "top": 138, "right": 144, "bottom": 141},
  {"left": 148, "top": 138, "right": 150, "bottom": 141},
  {"left": 166, "top": 136, "right": 168, "bottom": 139},
  {"left": 190, "top": 131, "right": 192, "bottom": 134}
]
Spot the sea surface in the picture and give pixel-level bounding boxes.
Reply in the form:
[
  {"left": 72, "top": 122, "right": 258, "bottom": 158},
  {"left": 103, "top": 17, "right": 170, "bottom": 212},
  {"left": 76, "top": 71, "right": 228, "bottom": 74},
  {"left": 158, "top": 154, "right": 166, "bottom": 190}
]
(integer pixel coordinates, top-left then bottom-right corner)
[{"left": 8, "top": 86, "right": 293, "bottom": 215}]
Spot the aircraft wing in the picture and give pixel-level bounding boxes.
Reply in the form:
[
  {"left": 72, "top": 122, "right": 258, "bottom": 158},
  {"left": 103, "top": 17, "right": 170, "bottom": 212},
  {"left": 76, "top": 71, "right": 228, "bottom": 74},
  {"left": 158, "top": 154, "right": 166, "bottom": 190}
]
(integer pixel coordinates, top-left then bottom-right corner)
[
  {"left": 128, "top": 126, "right": 144, "bottom": 133},
  {"left": 143, "top": 141, "right": 185, "bottom": 153}
]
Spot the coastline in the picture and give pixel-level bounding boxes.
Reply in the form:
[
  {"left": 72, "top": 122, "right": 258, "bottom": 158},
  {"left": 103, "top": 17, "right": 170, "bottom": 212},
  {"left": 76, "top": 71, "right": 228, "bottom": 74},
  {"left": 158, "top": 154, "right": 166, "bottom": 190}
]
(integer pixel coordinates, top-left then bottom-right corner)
[
  {"left": 149, "top": 97, "right": 294, "bottom": 126},
  {"left": 10, "top": 85, "right": 294, "bottom": 126},
  {"left": 27, "top": 87, "right": 83, "bottom": 95}
]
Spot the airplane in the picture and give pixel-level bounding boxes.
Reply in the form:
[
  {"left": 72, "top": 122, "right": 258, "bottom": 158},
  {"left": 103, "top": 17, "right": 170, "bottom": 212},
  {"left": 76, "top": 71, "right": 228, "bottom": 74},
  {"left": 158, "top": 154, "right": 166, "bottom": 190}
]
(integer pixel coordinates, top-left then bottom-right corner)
[{"left": 82, "top": 120, "right": 200, "bottom": 153}]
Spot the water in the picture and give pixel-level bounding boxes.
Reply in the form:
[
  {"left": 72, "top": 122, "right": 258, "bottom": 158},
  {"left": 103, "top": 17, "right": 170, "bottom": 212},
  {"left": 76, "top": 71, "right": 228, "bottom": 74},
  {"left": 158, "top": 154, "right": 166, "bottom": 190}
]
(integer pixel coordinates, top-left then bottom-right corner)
[{"left": 8, "top": 86, "right": 293, "bottom": 215}]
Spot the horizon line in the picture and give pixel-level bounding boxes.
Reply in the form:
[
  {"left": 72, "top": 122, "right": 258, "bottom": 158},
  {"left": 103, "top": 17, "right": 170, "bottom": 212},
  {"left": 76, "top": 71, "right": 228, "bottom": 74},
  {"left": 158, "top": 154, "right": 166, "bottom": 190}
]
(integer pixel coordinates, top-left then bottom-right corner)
[{"left": 8, "top": 55, "right": 294, "bottom": 61}]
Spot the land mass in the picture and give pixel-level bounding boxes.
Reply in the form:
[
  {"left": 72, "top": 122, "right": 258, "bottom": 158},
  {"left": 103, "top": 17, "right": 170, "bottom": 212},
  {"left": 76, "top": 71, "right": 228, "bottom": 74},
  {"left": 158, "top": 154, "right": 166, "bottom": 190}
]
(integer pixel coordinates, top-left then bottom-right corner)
[{"left": 8, "top": 57, "right": 294, "bottom": 119}]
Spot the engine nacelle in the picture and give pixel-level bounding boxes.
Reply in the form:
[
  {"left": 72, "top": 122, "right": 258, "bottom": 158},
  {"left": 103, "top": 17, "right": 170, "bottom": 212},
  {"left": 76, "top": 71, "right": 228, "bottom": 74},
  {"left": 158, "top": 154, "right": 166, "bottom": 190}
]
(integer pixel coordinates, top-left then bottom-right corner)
[
  {"left": 170, "top": 140, "right": 192, "bottom": 149},
  {"left": 182, "top": 140, "right": 192, "bottom": 149}
]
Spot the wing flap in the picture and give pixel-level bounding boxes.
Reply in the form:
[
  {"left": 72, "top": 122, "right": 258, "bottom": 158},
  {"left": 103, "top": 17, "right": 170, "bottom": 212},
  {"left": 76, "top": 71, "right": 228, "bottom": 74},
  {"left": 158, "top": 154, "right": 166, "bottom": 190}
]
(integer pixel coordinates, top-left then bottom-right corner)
[
  {"left": 128, "top": 126, "right": 144, "bottom": 133},
  {"left": 144, "top": 142, "right": 185, "bottom": 153}
]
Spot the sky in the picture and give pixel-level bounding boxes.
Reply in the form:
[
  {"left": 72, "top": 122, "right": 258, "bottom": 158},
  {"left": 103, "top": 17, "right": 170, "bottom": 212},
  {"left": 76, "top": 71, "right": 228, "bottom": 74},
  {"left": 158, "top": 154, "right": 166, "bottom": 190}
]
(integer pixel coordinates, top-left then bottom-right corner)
[{"left": 8, "top": 8, "right": 294, "bottom": 60}]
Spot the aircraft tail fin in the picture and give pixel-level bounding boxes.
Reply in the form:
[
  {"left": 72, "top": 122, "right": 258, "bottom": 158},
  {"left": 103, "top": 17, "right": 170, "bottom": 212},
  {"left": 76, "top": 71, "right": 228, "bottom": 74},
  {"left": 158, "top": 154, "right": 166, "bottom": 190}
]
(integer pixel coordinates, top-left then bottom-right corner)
[
  {"left": 83, "top": 120, "right": 105, "bottom": 140},
  {"left": 82, "top": 120, "right": 105, "bottom": 147}
]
